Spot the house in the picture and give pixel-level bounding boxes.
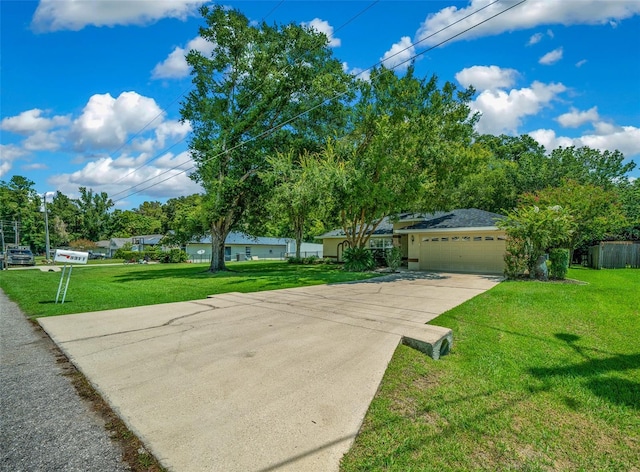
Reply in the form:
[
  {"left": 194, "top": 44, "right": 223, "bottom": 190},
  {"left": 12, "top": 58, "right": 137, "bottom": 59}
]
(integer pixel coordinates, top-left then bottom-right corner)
[
  {"left": 186, "top": 232, "right": 293, "bottom": 262},
  {"left": 107, "top": 234, "right": 166, "bottom": 257},
  {"left": 320, "top": 209, "right": 507, "bottom": 274}
]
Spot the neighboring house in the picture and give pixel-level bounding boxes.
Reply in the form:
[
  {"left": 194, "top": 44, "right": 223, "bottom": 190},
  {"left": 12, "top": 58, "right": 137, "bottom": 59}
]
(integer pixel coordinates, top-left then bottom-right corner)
[
  {"left": 186, "top": 232, "right": 292, "bottom": 262},
  {"left": 286, "top": 242, "right": 324, "bottom": 258},
  {"left": 108, "top": 234, "right": 166, "bottom": 257},
  {"left": 319, "top": 209, "right": 507, "bottom": 274}
]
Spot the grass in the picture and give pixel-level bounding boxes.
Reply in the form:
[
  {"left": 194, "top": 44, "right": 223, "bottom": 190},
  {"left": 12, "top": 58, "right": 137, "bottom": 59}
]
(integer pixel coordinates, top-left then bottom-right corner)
[
  {"left": 0, "top": 260, "right": 381, "bottom": 318},
  {"left": 341, "top": 268, "right": 640, "bottom": 472}
]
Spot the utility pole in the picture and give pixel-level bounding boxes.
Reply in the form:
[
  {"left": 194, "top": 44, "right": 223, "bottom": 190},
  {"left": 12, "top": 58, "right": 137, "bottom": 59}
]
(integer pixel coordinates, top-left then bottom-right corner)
[
  {"left": 14, "top": 220, "right": 19, "bottom": 246},
  {"left": 43, "top": 193, "right": 51, "bottom": 261},
  {"left": 1, "top": 221, "right": 5, "bottom": 269}
]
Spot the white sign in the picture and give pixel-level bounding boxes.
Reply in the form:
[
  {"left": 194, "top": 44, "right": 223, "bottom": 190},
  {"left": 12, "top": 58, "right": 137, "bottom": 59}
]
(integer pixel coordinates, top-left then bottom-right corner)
[
  {"left": 197, "top": 249, "right": 206, "bottom": 255},
  {"left": 54, "top": 249, "right": 89, "bottom": 265}
]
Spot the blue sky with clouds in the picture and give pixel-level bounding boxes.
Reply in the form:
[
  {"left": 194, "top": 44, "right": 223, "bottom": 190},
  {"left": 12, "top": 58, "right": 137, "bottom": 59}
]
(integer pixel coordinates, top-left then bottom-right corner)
[{"left": 2, "top": 0, "right": 639, "bottom": 209}]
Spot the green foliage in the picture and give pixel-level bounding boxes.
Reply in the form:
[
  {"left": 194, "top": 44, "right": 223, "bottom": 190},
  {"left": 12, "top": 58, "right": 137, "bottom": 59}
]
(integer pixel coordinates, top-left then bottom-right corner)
[
  {"left": 548, "top": 248, "right": 570, "bottom": 279},
  {"left": 288, "top": 255, "right": 320, "bottom": 265},
  {"left": 263, "top": 150, "right": 330, "bottom": 259},
  {"left": 384, "top": 247, "right": 402, "bottom": 271},
  {"left": 159, "top": 248, "right": 188, "bottom": 263},
  {"left": 521, "top": 180, "right": 627, "bottom": 255},
  {"left": 181, "top": 5, "right": 350, "bottom": 271},
  {"left": 343, "top": 247, "right": 375, "bottom": 272},
  {"left": 323, "top": 66, "right": 479, "bottom": 250},
  {"left": 498, "top": 205, "right": 575, "bottom": 279}
]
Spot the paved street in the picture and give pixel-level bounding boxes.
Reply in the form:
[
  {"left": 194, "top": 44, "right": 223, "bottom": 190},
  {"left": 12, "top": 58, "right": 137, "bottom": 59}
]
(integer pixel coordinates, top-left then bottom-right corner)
[{"left": 0, "top": 289, "right": 129, "bottom": 472}]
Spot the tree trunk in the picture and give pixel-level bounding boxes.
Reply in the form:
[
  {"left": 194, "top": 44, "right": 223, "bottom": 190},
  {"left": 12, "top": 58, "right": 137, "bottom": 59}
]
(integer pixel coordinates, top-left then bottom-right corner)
[
  {"left": 294, "top": 217, "right": 303, "bottom": 259},
  {"left": 209, "top": 221, "right": 230, "bottom": 272}
]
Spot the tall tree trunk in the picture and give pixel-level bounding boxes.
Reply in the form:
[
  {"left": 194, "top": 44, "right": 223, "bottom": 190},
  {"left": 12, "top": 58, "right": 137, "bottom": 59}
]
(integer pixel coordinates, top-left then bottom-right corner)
[
  {"left": 209, "top": 220, "right": 230, "bottom": 272},
  {"left": 294, "top": 216, "right": 303, "bottom": 259}
]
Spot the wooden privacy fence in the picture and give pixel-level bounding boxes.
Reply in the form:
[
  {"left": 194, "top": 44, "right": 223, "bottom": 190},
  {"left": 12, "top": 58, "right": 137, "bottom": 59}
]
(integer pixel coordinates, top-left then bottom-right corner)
[{"left": 589, "top": 242, "right": 640, "bottom": 269}]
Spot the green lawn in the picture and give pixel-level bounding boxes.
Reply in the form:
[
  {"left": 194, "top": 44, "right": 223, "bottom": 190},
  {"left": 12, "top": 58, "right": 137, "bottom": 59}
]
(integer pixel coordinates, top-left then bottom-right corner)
[
  {"left": 341, "top": 268, "right": 640, "bottom": 471},
  {"left": 0, "top": 261, "right": 381, "bottom": 318}
]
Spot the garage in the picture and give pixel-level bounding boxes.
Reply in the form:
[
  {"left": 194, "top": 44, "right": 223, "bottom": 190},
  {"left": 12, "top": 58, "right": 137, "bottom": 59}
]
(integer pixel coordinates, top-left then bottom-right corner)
[
  {"left": 398, "top": 209, "right": 507, "bottom": 275},
  {"left": 418, "top": 231, "right": 506, "bottom": 274}
]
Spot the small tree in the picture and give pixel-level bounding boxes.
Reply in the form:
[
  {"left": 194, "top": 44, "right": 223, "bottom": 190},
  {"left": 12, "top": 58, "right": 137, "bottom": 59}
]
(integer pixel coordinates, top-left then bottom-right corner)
[{"left": 498, "top": 205, "right": 574, "bottom": 279}]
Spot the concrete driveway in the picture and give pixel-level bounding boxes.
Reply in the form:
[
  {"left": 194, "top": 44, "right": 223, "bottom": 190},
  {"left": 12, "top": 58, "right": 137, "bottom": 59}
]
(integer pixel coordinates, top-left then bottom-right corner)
[{"left": 38, "top": 272, "right": 501, "bottom": 472}]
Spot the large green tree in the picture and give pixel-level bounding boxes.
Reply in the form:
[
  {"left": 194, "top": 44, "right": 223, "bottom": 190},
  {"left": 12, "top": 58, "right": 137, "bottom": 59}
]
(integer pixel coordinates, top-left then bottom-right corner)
[
  {"left": 181, "top": 5, "right": 351, "bottom": 271},
  {"left": 323, "top": 66, "right": 479, "bottom": 249},
  {"left": 74, "top": 187, "right": 114, "bottom": 241},
  {"left": 0, "top": 176, "right": 44, "bottom": 251}
]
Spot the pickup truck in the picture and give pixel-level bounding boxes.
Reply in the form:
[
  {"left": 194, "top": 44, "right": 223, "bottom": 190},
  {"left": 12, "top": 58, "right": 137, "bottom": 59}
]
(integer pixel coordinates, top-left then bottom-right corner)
[{"left": 5, "top": 245, "right": 36, "bottom": 266}]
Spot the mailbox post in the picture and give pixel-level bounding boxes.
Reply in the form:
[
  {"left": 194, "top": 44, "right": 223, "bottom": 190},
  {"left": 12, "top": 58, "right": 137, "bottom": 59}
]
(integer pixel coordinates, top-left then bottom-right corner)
[{"left": 54, "top": 249, "right": 88, "bottom": 304}]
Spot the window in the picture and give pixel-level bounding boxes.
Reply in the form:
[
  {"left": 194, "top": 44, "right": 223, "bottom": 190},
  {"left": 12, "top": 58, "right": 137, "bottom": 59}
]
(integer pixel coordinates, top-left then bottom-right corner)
[
  {"left": 431, "top": 238, "right": 439, "bottom": 242},
  {"left": 369, "top": 238, "right": 394, "bottom": 249},
  {"left": 441, "top": 237, "right": 448, "bottom": 242},
  {"left": 245, "top": 246, "right": 251, "bottom": 258},
  {"left": 474, "top": 236, "right": 482, "bottom": 241},
  {"left": 485, "top": 236, "right": 494, "bottom": 241}
]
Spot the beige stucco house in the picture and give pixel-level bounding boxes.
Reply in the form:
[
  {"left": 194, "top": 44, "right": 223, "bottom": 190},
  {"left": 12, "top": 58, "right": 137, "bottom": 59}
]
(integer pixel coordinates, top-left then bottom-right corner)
[{"left": 320, "top": 209, "right": 507, "bottom": 274}]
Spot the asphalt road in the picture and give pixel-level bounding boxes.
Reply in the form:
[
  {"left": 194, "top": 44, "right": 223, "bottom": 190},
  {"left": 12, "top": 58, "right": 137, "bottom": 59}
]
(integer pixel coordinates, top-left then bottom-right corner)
[{"left": 0, "top": 289, "right": 129, "bottom": 472}]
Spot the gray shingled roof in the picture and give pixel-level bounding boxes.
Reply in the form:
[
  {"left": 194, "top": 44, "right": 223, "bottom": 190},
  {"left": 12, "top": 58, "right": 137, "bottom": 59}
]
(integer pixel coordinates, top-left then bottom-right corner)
[
  {"left": 400, "top": 209, "right": 505, "bottom": 231},
  {"left": 319, "top": 209, "right": 505, "bottom": 238},
  {"left": 318, "top": 217, "right": 396, "bottom": 238}
]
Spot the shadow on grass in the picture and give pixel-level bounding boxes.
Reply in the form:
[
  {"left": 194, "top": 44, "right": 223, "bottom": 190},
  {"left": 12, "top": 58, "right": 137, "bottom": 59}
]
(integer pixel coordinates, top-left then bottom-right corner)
[{"left": 528, "top": 333, "right": 640, "bottom": 409}]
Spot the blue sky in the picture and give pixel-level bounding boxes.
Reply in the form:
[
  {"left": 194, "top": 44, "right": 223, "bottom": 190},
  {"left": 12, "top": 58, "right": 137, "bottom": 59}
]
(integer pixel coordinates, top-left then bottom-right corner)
[{"left": 2, "top": 0, "right": 639, "bottom": 209}]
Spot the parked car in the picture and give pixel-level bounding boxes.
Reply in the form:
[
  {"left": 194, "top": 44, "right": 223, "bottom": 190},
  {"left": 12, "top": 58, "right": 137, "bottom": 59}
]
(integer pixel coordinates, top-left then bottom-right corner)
[
  {"left": 5, "top": 245, "right": 36, "bottom": 266},
  {"left": 87, "top": 251, "right": 107, "bottom": 260}
]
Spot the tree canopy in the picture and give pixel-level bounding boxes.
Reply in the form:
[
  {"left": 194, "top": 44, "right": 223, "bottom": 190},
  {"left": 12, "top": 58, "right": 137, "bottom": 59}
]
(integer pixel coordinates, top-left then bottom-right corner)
[{"left": 180, "top": 5, "right": 351, "bottom": 271}]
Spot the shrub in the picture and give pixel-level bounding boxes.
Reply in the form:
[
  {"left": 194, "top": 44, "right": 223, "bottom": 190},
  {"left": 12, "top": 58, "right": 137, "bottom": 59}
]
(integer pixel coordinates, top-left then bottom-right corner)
[
  {"left": 288, "top": 256, "right": 303, "bottom": 264},
  {"left": 549, "top": 248, "right": 570, "bottom": 280},
  {"left": 343, "top": 247, "right": 374, "bottom": 272},
  {"left": 159, "top": 248, "right": 188, "bottom": 263},
  {"left": 384, "top": 247, "right": 402, "bottom": 271},
  {"left": 303, "top": 255, "right": 319, "bottom": 264}
]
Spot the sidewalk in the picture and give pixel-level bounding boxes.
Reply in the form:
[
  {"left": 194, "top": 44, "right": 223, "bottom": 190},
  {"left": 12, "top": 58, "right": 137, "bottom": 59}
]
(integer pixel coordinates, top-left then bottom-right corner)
[{"left": 0, "top": 290, "right": 129, "bottom": 472}]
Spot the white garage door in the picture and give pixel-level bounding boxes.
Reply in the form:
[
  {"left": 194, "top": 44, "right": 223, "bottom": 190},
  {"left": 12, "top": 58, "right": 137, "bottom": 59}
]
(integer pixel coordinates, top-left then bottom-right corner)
[{"left": 419, "top": 232, "right": 506, "bottom": 274}]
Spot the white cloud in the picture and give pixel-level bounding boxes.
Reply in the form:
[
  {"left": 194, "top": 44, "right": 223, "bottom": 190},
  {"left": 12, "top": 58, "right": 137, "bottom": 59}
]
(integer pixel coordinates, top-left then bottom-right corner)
[
  {"left": 415, "top": 0, "right": 640, "bottom": 46},
  {"left": 380, "top": 36, "right": 416, "bottom": 71},
  {"left": 152, "top": 36, "right": 214, "bottom": 79},
  {"left": 302, "top": 18, "right": 341, "bottom": 47},
  {"left": 70, "top": 91, "right": 165, "bottom": 151},
  {"left": 48, "top": 151, "right": 202, "bottom": 201},
  {"left": 471, "top": 81, "right": 567, "bottom": 135},
  {"left": 530, "top": 125, "right": 640, "bottom": 158},
  {"left": 556, "top": 106, "right": 599, "bottom": 128},
  {"left": 32, "top": 0, "right": 204, "bottom": 32},
  {"left": 0, "top": 144, "right": 28, "bottom": 178},
  {"left": 455, "top": 65, "right": 518, "bottom": 91},
  {"left": 527, "top": 32, "right": 543, "bottom": 45},
  {"left": 576, "top": 59, "right": 588, "bottom": 67},
  {"left": 1, "top": 108, "right": 70, "bottom": 134},
  {"left": 539, "top": 47, "right": 563, "bottom": 65}
]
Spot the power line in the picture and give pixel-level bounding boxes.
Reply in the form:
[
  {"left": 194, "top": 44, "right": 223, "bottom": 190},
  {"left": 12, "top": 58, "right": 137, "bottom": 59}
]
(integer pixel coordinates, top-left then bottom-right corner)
[
  {"left": 113, "top": 0, "right": 527, "bottom": 204},
  {"left": 110, "top": 0, "right": 290, "bottom": 188},
  {"left": 108, "top": 1, "right": 382, "bottom": 201}
]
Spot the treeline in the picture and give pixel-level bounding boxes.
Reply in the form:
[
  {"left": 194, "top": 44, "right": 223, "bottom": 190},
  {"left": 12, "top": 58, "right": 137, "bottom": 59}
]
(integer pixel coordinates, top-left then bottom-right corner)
[
  {"left": 1, "top": 135, "right": 638, "bottom": 256},
  {"left": 0, "top": 178, "right": 204, "bottom": 252}
]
